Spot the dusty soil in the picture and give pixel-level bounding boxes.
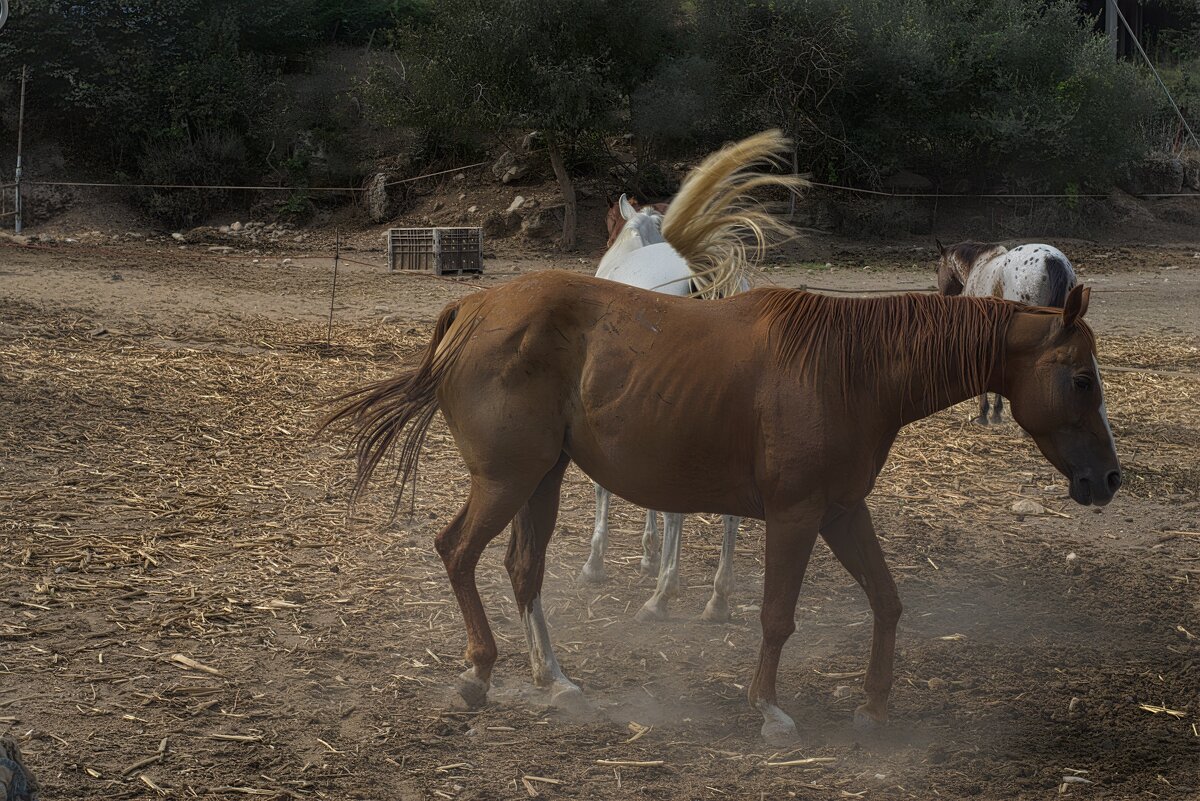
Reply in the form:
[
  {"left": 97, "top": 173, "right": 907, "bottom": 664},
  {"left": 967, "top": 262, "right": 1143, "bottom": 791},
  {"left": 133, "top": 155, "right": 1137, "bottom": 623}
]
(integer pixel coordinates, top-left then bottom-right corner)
[{"left": 1, "top": 237, "right": 1198, "bottom": 801}]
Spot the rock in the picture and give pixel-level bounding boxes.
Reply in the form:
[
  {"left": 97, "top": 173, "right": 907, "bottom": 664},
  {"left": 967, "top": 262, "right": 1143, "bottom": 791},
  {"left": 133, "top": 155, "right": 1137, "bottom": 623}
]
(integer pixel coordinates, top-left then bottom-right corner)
[
  {"left": 219, "top": 225, "right": 231, "bottom": 234},
  {"left": 457, "top": 193, "right": 466, "bottom": 201},
  {"left": 521, "top": 206, "right": 563, "bottom": 240},
  {"left": 230, "top": 221, "right": 244, "bottom": 232},
  {"left": 927, "top": 677, "right": 947, "bottom": 691},
  {"left": 281, "top": 258, "right": 293, "bottom": 265},
  {"left": 467, "top": 205, "right": 478, "bottom": 213},
  {"left": 366, "top": 172, "right": 401, "bottom": 223},
  {"left": 1122, "top": 154, "right": 1185, "bottom": 195},
  {"left": 1011, "top": 499, "right": 1045, "bottom": 516},
  {"left": 832, "top": 685, "right": 853, "bottom": 699},
  {"left": 454, "top": 172, "right": 465, "bottom": 181},
  {"left": 482, "top": 210, "right": 521, "bottom": 239},
  {"left": 208, "top": 246, "right": 234, "bottom": 254},
  {"left": 171, "top": 232, "right": 186, "bottom": 242},
  {"left": 521, "top": 130, "right": 544, "bottom": 152},
  {"left": 1184, "top": 154, "right": 1200, "bottom": 192},
  {"left": 491, "top": 149, "right": 530, "bottom": 184},
  {"left": 507, "top": 195, "right": 526, "bottom": 213}
]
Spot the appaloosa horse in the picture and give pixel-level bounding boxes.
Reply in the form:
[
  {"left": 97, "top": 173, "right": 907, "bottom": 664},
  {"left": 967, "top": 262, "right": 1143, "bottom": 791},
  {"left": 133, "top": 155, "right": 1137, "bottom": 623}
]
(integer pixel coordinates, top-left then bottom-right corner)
[
  {"left": 936, "top": 240, "right": 1078, "bottom": 424},
  {"left": 326, "top": 270, "right": 1119, "bottom": 741}
]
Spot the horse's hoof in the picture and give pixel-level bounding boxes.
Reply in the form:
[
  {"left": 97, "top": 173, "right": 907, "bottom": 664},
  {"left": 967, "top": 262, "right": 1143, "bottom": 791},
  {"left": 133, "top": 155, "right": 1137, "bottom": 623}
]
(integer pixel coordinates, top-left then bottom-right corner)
[
  {"left": 638, "top": 558, "right": 660, "bottom": 577},
  {"left": 578, "top": 561, "right": 607, "bottom": 584},
  {"left": 701, "top": 596, "right": 731, "bottom": 623},
  {"left": 853, "top": 703, "right": 888, "bottom": 730},
  {"left": 455, "top": 670, "right": 489, "bottom": 710},
  {"left": 973, "top": 416, "right": 989, "bottom": 427},
  {"left": 635, "top": 597, "right": 669, "bottom": 622},
  {"left": 761, "top": 717, "right": 798, "bottom": 744},
  {"left": 550, "top": 682, "right": 590, "bottom": 716}
]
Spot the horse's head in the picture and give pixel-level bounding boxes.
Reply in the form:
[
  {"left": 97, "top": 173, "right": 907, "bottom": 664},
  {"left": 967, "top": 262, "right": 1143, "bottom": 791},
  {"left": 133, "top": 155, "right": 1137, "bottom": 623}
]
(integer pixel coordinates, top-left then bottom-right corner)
[
  {"left": 1001, "top": 286, "right": 1121, "bottom": 506},
  {"left": 934, "top": 240, "right": 964, "bottom": 296},
  {"left": 610, "top": 193, "right": 666, "bottom": 250}
]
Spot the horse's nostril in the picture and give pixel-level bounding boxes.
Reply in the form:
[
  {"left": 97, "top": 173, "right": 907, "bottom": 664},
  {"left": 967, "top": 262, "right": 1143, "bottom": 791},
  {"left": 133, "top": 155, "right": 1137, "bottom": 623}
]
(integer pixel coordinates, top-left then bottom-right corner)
[{"left": 1106, "top": 470, "right": 1122, "bottom": 493}]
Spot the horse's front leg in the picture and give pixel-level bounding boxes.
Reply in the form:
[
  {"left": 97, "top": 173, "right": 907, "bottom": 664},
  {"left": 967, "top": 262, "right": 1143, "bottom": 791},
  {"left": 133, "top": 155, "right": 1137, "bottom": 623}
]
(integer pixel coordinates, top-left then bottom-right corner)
[
  {"left": 636, "top": 513, "right": 683, "bottom": 621},
  {"left": 639, "top": 509, "right": 661, "bottom": 576},
  {"left": 579, "top": 483, "right": 611, "bottom": 583},
  {"left": 702, "top": 515, "right": 739, "bottom": 622},
  {"left": 975, "top": 393, "right": 990, "bottom": 426},
  {"left": 748, "top": 504, "right": 822, "bottom": 741},
  {"left": 990, "top": 393, "right": 1006, "bottom": 425},
  {"left": 820, "top": 500, "right": 901, "bottom": 728}
]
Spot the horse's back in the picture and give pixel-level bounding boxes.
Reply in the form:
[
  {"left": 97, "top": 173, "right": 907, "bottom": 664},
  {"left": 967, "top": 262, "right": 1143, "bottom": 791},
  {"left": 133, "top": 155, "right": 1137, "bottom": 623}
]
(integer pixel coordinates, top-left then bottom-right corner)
[
  {"left": 965, "top": 244, "right": 1076, "bottom": 307},
  {"left": 595, "top": 242, "right": 692, "bottom": 296}
]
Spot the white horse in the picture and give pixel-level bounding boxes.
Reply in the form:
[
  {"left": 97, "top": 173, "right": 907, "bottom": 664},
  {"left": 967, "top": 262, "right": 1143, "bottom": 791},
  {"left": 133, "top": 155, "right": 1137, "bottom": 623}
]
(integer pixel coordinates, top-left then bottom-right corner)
[
  {"left": 577, "top": 131, "right": 803, "bottom": 622},
  {"left": 579, "top": 194, "right": 744, "bottom": 623},
  {"left": 936, "top": 240, "right": 1078, "bottom": 424}
]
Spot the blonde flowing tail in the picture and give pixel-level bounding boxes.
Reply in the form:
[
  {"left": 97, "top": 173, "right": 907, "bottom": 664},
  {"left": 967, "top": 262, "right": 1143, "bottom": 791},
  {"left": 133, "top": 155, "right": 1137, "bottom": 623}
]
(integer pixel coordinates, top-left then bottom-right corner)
[{"left": 661, "top": 130, "right": 808, "bottom": 299}]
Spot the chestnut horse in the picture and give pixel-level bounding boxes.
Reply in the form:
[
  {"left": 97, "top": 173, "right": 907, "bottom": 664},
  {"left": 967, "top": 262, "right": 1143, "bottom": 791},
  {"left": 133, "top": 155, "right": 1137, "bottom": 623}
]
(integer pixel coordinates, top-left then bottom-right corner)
[
  {"left": 326, "top": 273, "right": 1120, "bottom": 741},
  {"left": 583, "top": 132, "right": 801, "bottom": 622},
  {"left": 937, "top": 240, "right": 1078, "bottom": 424}
]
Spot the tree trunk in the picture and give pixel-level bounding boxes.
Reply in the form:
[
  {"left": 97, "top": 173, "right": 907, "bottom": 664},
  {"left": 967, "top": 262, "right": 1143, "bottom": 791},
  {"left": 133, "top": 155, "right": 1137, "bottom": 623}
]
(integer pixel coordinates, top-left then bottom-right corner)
[{"left": 547, "top": 137, "right": 577, "bottom": 250}]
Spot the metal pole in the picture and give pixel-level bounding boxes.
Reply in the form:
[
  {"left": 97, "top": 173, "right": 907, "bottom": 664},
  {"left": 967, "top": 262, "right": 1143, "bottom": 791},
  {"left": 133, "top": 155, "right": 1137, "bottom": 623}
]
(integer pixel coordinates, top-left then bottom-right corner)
[
  {"left": 15, "top": 64, "right": 26, "bottom": 234},
  {"left": 327, "top": 230, "right": 340, "bottom": 344},
  {"left": 1106, "top": 0, "right": 1118, "bottom": 58}
]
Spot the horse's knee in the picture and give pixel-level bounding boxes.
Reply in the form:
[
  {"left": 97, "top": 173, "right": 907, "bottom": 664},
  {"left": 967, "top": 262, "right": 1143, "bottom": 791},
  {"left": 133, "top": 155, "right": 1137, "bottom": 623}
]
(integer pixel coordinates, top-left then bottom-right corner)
[
  {"left": 760, "top": 610, "right": 795, "bottom": 645},
  {"left": 874, "top": 594, "right": 902, "bottom": 627}
]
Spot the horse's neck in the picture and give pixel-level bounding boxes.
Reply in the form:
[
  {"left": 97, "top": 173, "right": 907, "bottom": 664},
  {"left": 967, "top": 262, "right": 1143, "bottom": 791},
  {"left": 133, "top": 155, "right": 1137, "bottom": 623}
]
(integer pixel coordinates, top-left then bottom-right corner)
[{"left": 873, "top": 300, "right": 1014, "bottom": 428}]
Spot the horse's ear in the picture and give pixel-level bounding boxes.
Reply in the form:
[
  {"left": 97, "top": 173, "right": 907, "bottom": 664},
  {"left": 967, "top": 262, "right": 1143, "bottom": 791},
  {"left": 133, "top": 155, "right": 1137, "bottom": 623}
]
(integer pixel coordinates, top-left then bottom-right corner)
[
  {"left": 618, "top": 194, "right": 636, "bottom": 221},
  {"left": 935, "top": 238, "right": 946, "bottom": 257},
  {"left": 1062, "top": 285, "right": 1090, "bottom": 329}
]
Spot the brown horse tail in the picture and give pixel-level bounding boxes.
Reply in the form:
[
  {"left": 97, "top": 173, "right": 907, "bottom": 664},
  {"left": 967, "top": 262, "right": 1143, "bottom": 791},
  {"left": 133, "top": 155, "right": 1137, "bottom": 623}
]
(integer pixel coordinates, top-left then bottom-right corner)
[{"left": 320, "top": 299, "right": 475, "bottom": 517}]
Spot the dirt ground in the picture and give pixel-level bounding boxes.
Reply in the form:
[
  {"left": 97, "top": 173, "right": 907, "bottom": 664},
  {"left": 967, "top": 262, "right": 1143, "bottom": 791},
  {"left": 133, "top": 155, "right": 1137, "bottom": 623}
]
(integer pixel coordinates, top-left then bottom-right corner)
[{"left": 1, "top": 236, "right": 1198, "bottom": 800}]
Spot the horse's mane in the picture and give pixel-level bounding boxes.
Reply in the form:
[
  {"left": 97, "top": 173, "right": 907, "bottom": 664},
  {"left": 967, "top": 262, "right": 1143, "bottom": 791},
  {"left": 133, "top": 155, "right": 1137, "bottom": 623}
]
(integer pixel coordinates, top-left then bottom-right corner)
[
  {"left": 947, "top": 241, "right": 1006, "bottom": 277},
  {"left": 751, "top": 289, "right": 1091, "bottom": 404},
  {"left": 661, "top": 130, "right": 807, "bottom": 299}
]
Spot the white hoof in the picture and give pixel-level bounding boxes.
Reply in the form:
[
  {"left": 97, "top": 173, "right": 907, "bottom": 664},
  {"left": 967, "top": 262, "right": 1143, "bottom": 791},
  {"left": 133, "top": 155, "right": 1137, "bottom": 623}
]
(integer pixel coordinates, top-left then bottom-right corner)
[
  {"left": 701, "top": 595, "right": 731, "bottom": 623},
  {"left": 455, "top": 669, "right": 489, "bottom": 709},
  {"left": 550, "top": 681, "right": 589, "bottom": 715},
  {"left": 578, "top": 559, "right": 607, "bottom": 584},
  {"left": 758, "top": 703, "right": 797, "bottom": 743},
  {"left": 635, "top": 596, "right": 669, "bottom": 622}
]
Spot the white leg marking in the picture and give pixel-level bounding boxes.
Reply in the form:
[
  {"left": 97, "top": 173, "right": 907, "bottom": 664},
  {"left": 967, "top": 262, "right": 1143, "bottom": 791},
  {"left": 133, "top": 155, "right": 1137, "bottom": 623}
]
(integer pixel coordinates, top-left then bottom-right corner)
[
  {"left": 580, "top": 483, "right": 610, "bottom": 583},
  {"left": 638, "top": 513, "right": 682, "bottom": 620},
  {"left": 521, "top": 596, "right": 584, "bottom": 708},
  {"left": 639, "top": 509, "right": 661, "bottom": 575},
  {"left": 703, "top": 515, "right": 739, "bottom": 622}
]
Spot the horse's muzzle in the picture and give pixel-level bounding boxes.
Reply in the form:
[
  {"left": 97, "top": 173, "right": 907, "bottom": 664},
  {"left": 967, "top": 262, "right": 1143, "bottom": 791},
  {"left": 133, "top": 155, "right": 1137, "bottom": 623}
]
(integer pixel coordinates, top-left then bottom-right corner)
[{"left": 1070, "top": 469, "right": 1121, "bottom": 506}]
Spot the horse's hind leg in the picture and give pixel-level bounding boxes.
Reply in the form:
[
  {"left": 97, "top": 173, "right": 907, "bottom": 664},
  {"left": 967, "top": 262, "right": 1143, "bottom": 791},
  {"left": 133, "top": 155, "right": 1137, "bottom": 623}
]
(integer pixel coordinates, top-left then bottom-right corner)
[
  {"left": 579, "top": 483, "right": 611, "bottom": 584},
  {"left": 820, "top": 500, "right": 901, "bottom": 728},
  {"left": 636, "top": 512, "right": 683, "bottom": 621},
  {"left": 436, "top": 475, "right": 545, "bottom": 709},
  {"left": 639, "top": 509, "right": 661, "bottom": 575},
  {"left": 505, "top": 453, "right": 586, "bottom": 711},
  {"left": 702, "top": 515, "right": 740, "bottom": 622}
]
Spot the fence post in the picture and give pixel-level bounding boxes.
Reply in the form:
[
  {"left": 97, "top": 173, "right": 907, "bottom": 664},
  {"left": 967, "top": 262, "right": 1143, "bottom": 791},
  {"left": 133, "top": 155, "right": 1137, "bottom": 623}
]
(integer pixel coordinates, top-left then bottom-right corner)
[
  {"left": 1105, "top": 0, "right": 1118, "bottom": 57},
  {"left": 14, "top": 64, "right": 26, "bottom": 234}
]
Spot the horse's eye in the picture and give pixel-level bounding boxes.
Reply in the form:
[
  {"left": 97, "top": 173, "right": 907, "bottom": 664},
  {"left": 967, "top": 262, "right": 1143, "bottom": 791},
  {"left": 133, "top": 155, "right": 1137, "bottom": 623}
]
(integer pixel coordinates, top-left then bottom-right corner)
[{"left": 1073, "top": 374, "right": 1093, "bottom": 391}]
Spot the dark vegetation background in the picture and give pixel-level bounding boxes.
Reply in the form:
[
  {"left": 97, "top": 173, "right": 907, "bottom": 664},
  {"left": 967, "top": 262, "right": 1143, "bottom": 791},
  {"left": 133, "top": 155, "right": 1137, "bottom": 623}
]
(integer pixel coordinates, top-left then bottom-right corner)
[{"left": 0, "top": 0, "right": 1197, "bottom": 237}]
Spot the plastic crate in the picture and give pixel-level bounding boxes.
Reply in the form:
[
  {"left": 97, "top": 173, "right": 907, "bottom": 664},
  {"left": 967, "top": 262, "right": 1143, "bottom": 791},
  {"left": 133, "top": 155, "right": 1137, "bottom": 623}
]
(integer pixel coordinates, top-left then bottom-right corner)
[{"left": 387, "top": 227, "right": 484, "bottom": 275}]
